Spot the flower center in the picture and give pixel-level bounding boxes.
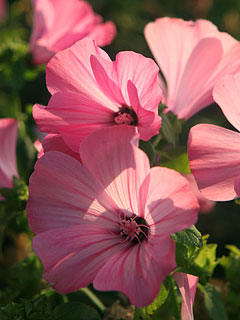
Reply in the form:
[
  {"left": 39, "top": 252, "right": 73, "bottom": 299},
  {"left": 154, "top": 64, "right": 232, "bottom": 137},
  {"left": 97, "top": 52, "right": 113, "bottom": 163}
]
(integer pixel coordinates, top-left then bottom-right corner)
[
  {"left": 114, "top": 106, "right": 138, "bottom": 126},
  {"left": 119, "top": 213, "right": 149, "bottom": 245}
]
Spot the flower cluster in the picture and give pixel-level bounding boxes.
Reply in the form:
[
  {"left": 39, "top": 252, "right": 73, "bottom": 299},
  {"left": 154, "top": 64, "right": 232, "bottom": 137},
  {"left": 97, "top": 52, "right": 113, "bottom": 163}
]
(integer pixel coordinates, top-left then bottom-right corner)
[
  {"left": 27, "top": 12, "right": 240, "bottom": 316},
  {"left": 2, "top": 1, "right": 240, "bottom": 318}
]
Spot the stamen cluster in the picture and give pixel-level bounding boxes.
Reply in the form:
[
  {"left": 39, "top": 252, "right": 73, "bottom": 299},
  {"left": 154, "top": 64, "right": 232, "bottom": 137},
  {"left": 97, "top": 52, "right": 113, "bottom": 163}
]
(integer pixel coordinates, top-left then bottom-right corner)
[
  {"left": 119, "top": 213, "right": 149, "bottom": 245},
  {"left": 114, "top": 106, "right": 138, "bottom": 126}
]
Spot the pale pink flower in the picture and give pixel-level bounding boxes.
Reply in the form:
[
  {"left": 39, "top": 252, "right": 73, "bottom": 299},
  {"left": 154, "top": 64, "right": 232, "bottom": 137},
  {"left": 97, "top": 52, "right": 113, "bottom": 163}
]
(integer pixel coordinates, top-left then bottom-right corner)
[
  {"left": 184, "top": 174, "right": 215, "bottom": 213},
  {"left": 144, "top": 17, "right": 240, "bottom": 119},
  {"left": 30, "top": 0, "right": 116, "bottom": 64},
  {"left": 33, "top": 38, "right": 162, "bottom": 153},
  {"left": 0, "top": 118, "right": 18, "bottom": 200},
  {"left": 27, "top": 126, "right": 199, "bottom": 307},
  {"left": 188, "top": 73, "right": 240, "bottom": 201},
  {"left": 174, "top": 272, "right": 198, "bottom": 320}
]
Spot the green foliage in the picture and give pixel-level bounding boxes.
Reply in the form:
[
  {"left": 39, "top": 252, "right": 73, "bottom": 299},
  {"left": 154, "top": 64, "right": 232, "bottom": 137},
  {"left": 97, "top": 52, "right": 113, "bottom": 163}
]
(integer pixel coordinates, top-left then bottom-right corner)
[
  {"left": 188, "top": 238, "right": 219, "bottom": 284},
  {"left": 0, "top": 255, "right": 43, "bottom": 306},
  {"left": 198, "top": 283, "right": 229, "bottom": 320},
  {"left": 172, "top": 225, "right": 203, "bottom": 248},
  {"left": 0, "top": 295, "right": 53, "bottom": 320},
  {"left": 172, "top": 225, "right": 203, "bottom": 270},
  {"left": 0, "top": 302, "right": 24, "bottom": 320},
  {"left": 159, "top": 111, "right": 184, "bottom": 146},
  {"left": 139, "top": 140, "right": 155, "bottom": 167},
  {"left": 220, "top": 245, "right": 240, "bottom": 291},
  {"left": 159, "top": 146, "right": 191, "bottom": 174},
  {"left": 134, "top": 284, "right": 168, "bottom": 320},
  {"left": 0, "top": 29, "right": 29, "bottom": 90},
  {"left": 53, "top": 302, "right": 101, "bottom": 320},
  {"left": 172, "top": 230, "right": 220, "bottom": 285},
  {"left": 0, "top": 178, "right": 29, "bottom": 233},
  {"left": 220, "top": 245, "right": 240, "bottom": 319}
]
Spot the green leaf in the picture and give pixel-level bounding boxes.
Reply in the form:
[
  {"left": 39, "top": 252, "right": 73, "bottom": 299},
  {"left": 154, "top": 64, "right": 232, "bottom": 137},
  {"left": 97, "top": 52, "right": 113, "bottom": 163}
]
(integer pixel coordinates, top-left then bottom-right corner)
[
  {"left": 199, "top": 283, "right": 229, "bottom": 320},
  {"left": 0, "top": 178, "right": 29, "bottom": 232},
  {"left": 164, "top": 152, "right": 190, "bottom": 174},
  {"left": 171, "top": 226, "right": 203, "bottom": 271},
  {"left": 139, "top": 140, "right": 155, "bottom": 167},
  {"left": 160, "top": 113, "right": 176, "bottom": 145},
  {"left": 134, "top": 284, "right": 168, "bottom": 319},
  {"left": 225, "top": 245, "right": 240, "bottom": 256},
  {"left": 53, "top": 302, "right": 101, "bottom": 320},
  {"left": 159, "top": 111, "right": 184, "bottom": 146},
  {"left": 188, "top": 243, "right": 219, "bottom": 284},
  {"left": 0, "top": 302, "right": 24, "bottom": 320},
  {"left": 172, "top": 225, "right": 203, "bottom": 248},
  {"left": 220, "top": 245, "right": 240, "bottom": 291},
  {"left": 158, "top": 146, "right": 190, "bottom": 174}
]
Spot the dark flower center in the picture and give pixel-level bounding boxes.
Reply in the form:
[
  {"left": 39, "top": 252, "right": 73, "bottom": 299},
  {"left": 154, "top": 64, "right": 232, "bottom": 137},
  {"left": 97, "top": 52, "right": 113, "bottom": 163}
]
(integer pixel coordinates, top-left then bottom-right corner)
[
  {"left": 118, "top": 213, "right": 149, "bottom": 245},
  {"left": 114, "top": 106, "right": 138, "bottom": 126}
]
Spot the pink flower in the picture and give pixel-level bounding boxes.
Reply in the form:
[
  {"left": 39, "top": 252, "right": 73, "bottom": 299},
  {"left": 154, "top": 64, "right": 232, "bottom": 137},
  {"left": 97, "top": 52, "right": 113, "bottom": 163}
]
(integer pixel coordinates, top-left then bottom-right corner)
[
  {"left": 188, "top": 73, "right": 240, "bottom": 201},
  {"left": 33, "top": 38, "right": 162, "bottom": 153},
  {"left": 144, "top": 18, "right": 240, "bottom": 119},
  {"left": 30, "top": 0, "right": 116, "bottom": 64},
  {"left": 0, "top": 118, "right": 19, "bottom": 199},
  {"left": 184, "top": 174, "right": 215, "bottom": 213},
  {"left": 174, "top": 272, "right": 198, "bottom": 320},
  {"left": 27, "top": 126, "right": 199, "bottom": 307}
]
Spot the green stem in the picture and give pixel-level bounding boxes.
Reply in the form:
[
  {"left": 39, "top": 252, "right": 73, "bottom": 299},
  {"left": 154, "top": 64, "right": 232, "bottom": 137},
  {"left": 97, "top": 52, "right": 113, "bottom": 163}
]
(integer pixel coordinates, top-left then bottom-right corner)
[
  {"left": 152, "top": 133, "right": 162, "bottom": 148},
  {"left": 12, "top": 89, "right": 21, "bottom": 116},
  {"left": 80, "top": 287, "right": 106, "bottom": 313}
]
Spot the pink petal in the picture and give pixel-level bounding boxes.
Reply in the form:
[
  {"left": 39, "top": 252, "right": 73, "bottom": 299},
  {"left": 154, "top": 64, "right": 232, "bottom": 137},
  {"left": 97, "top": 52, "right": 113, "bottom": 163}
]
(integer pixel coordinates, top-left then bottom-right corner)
[
  {"left": 42, "top": 134, "right": 81, "bottom": 161},
  {"left": 46, "top": 38, "right": 116, "bottom": 113},
  {"left": 174, "top": 272, "right": 198, "bottom": 320},
  {"left": 33, "top": 91, "right": 115, "bottom": 152},
  {"left": 87, "top": 21, "right": 117, "bottom": 47},
  {"left": 27, "top": 151, "right": 118, "bottom": 234},
  {"left": 94, "top": 237, "right": 176, "bottom": 307},
  {"left": 234, "top": 175, "right": 240, "bottom": 197},
  {"left": 127, "top": 80, "right": 161, "bottom": 140},
  {"left": 30, "top": 0, "right": 54, "bottom": 47},
  {"left": 80, "top": 125, "right": 149, "bottom": 217},
  {"left": 30, "top": 0, "right": 116, "bottom": 64},
  {"left": 33, "top": 225, "right": 123, "bottom": 293},
  {"left": 144, "top": 18, "right": 219, "bottom": 109},
  {"left": 90, "top": 54, "right": 125, "bottom": 105},
  {"left": 188, "top": 124, "right": 240, "bottom": 201},
  {"left": 34, "top": 140, "right": 44, "bottom": 159},
  {"left": 143, "top": 167, "right": 199, "bottom": 235},
  {"left": 114, "top": 51, "right": 162, "bottom": 112},
  {"left": 144, "top": 17, "right": 240, "bottom": 119},
  {"left": 213, "top": 73, "right": 240, "bottom": 131},
  {"left": 173, "top": 38, "right": 222, "bottom": 119},
  {"left": 0, "top": 118, "right": 18, "bottom": 189},
  {"left": 184, "top": 174, "right": 215, "bottom": 214}
]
